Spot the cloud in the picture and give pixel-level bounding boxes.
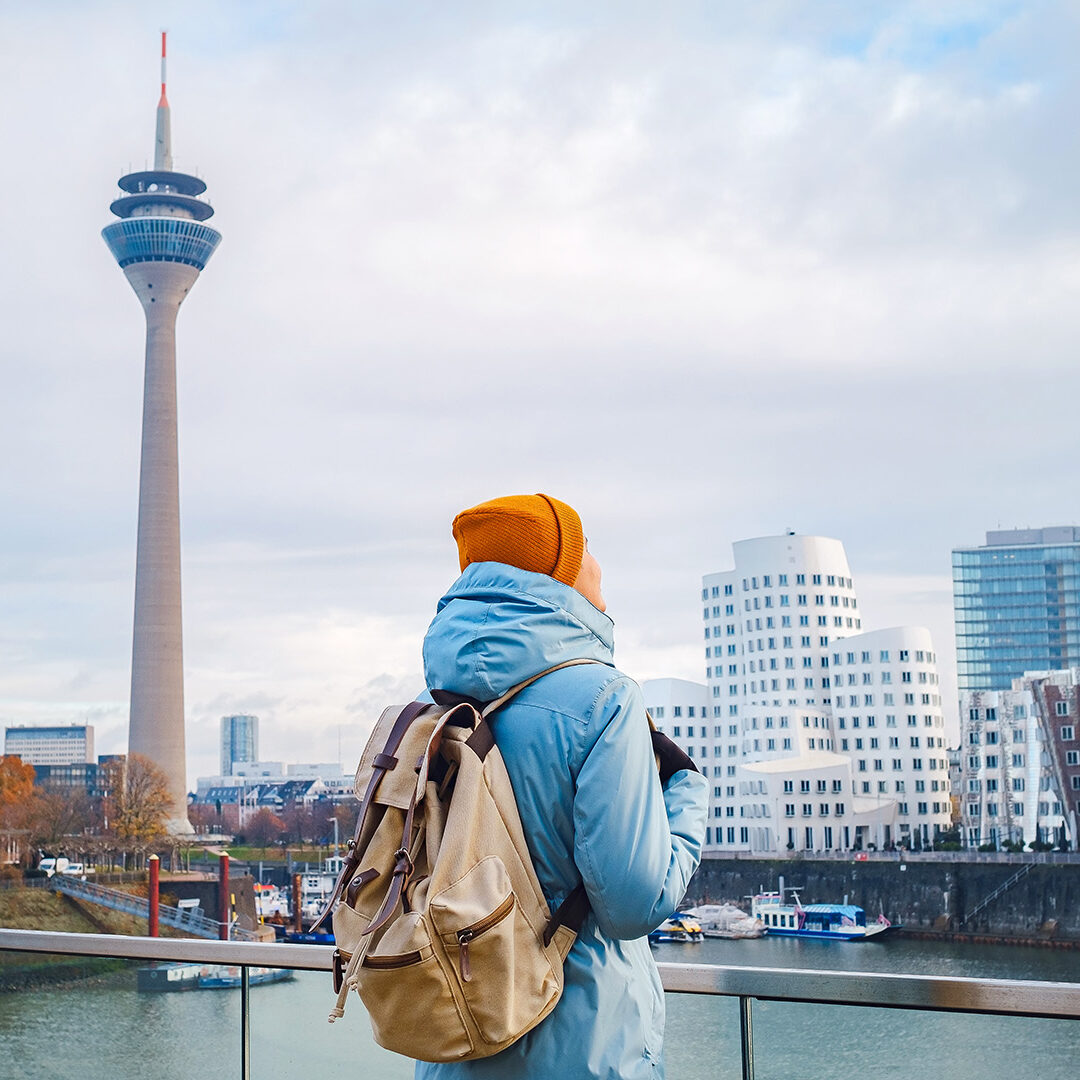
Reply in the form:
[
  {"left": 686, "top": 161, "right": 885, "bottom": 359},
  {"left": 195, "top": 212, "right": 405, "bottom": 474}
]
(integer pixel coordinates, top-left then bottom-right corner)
[{"left": 1, "top": 2, "right": 1078, "bottom": 782}]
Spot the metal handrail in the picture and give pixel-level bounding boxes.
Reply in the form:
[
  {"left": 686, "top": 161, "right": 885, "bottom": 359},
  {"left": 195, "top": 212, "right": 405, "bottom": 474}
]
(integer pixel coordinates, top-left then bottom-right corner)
[
  {"left": 3, "top": 928, "right": 1078, "bottom": 1080},
  {"left": 2, "top": 928, "right": 1079, "bottom": 1020}
]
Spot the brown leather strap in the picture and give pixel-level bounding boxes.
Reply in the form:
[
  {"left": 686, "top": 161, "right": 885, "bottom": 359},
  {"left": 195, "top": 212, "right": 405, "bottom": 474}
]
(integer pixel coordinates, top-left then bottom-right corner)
[
  {"left": 310, "top": 700, "right": 430, "bottom": 931},
  {"left": 464, "top": 719, "right": 496, "bottom": 760},
  {"left": 543, "top": 882, "right": 590, "bottom": 946}
]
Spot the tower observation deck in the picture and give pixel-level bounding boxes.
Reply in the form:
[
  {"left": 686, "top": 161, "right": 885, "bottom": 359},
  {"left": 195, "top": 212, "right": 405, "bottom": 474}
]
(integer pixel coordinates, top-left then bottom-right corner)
[{"left": 102, "top": 34, "right": 220, "bottom": 834}]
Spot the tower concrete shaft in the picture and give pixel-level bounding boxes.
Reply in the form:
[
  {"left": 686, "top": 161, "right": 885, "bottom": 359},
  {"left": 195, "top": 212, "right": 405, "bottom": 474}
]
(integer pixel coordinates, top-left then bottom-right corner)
[
  {"left": 126, "top": 262, "right": 198, "bottom": 833},
  {"left": 103, "top": 34, "right": 220, "bottom": 834}
]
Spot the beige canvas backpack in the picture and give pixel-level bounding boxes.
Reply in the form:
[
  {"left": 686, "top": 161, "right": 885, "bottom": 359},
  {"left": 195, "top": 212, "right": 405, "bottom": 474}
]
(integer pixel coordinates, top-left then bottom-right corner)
[{"left": 317, "top": 661, "right": 595, "bottom": 1062}]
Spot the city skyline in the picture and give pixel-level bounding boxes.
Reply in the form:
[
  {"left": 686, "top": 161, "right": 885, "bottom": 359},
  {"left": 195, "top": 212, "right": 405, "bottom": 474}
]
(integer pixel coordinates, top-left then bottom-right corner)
[{"left": 2, "top": 4, "right": 1079, "bottom": 782}]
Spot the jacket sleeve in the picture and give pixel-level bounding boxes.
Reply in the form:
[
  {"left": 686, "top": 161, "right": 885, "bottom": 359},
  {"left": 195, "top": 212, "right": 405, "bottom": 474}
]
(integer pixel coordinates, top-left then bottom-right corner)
[{"left": 572, "top": 676, "right": 708, "bottom": 941}]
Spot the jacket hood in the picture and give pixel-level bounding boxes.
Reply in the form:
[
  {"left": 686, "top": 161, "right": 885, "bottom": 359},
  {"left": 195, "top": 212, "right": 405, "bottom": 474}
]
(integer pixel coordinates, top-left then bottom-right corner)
[{"left": 422, "top": 562, "right": 615, "bottom": 701}]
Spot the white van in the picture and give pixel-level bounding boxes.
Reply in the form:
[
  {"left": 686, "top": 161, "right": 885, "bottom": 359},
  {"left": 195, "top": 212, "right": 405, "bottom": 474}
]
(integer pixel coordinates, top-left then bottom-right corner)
[
  {"left": 37, "top": 857, "right": 70, "bottom": 878},
  {"left": 60, "top": 863, "right": 88, "bottom": 880}
]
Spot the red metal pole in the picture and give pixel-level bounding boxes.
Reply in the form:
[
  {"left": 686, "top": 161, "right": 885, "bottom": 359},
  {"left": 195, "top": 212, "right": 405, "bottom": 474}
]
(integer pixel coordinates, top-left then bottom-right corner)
[
  {"left": 218, "top": 852, "right": 230, "bottom": 940},
  {"left": 148, "top": 854, "right": 160, "bottom": 937}
]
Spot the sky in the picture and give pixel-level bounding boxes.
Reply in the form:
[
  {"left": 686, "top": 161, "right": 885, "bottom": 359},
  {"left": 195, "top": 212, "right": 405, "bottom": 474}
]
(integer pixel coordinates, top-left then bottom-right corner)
[{"left": 1, "top": 1, "right": 1078, "bottom": 784}]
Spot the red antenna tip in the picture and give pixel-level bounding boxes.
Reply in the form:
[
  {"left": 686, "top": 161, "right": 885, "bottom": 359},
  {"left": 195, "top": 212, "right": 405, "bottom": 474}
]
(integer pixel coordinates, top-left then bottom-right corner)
[{"left": 158, "top": 31, "right": 168, "bottom": 106}]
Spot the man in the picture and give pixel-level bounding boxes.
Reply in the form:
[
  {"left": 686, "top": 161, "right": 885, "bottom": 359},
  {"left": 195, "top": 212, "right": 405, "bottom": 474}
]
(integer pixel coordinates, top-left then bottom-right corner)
[{"left": 416, "top": 493, "right": 708, "bottom": 1079}]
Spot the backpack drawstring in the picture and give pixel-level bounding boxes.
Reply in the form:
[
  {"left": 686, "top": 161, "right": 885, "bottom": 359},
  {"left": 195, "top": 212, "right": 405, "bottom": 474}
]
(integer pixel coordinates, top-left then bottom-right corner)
[{"left": 328, "top": 935, "right": 371, "bottom": 1022}]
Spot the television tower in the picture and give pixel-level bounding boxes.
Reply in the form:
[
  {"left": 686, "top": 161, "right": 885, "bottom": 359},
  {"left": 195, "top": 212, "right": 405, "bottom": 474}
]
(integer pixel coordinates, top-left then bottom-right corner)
[{"left": 102, "top": 34, "right": 221, "bottom": 833}]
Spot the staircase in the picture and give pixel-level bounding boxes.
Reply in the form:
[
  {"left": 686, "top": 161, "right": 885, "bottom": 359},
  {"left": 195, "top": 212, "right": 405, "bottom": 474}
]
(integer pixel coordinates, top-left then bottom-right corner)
[
  {"left": 960, "top": 862, "right": 1034, "bottom": 927},
  {"left": 50, "top": 875, "right": 258, "bottom": 941}
]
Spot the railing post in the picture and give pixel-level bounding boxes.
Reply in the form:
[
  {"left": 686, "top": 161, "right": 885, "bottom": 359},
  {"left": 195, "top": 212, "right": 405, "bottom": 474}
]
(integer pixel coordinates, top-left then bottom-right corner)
[
  {"left": 739, "top": 996, "right": 755, "bottom": 1080},
  {"left": 218, "top": 852, "right": 230, "bottom": 940},
  {"left": 148, "top": 854, "right": 159, "bottom": 937},
  {"left": 292, "top": 873, "right": 302, "bottom": 933},
  {"left": 241, "top": 964, "right": 251, "bottom": 1080}
]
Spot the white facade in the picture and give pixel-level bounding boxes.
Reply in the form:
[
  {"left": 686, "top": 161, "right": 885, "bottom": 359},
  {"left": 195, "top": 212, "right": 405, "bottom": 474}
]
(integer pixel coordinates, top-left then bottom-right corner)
[
  {"left": 641, "top": 679, "right": 709, "bottom": 763},
  {"left": 647, "top": 533, "right": 951, "bottom": 854},
  {"left": 195, "top": 761, "right": 351, "bottom": 796},
  {"left": 4, "top": 725, "right": 95, "bottom": 767},
  {"left": 959, "top": 675, "right": 1069, "bottom": 850}
]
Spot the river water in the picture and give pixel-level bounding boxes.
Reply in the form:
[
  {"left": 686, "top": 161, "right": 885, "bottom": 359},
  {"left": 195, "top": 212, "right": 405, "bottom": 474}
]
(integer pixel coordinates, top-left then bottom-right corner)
[{"left": 1, "top": 936, "right": 1077, "bottom": 1079}]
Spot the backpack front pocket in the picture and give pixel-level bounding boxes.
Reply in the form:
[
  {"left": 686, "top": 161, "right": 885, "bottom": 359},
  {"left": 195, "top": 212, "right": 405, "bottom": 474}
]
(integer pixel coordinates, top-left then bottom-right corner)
[
  {"left": 430, "top": 857, "right": 560, "bottom": 1046},
  {"left": 356, "top": 913, "right": 475, "bottom": 1062}
]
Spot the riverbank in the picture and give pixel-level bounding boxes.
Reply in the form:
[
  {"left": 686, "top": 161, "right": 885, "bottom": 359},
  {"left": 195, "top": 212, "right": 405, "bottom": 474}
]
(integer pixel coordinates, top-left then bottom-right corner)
[
  {"left": 689, "top": 856, "right": 1080, "bottom": 942},
  {"left": 0, "top": 887, "right": 190, "bottom": 990}
]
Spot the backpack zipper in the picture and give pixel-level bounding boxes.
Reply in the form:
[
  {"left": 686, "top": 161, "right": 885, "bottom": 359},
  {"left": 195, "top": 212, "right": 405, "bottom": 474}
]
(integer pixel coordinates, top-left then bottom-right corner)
[
  {"left": 362, "top": 949, "right": 424, "bottom": 969},
  {"left": 456, "top": 894, "right": 515, "bottom": 982}
]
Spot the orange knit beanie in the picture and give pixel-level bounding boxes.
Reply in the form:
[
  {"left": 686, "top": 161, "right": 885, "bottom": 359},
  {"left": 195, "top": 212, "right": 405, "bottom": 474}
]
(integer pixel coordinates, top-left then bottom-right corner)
[{"left": 452, "top": 494, "right": 585, "bottom": 587}]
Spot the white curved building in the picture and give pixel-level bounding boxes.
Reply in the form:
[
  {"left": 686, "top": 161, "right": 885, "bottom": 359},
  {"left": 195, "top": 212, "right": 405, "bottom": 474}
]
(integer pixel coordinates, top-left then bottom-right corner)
[{"left": 647, "top": 533, "right": 952, "bottom": 854}]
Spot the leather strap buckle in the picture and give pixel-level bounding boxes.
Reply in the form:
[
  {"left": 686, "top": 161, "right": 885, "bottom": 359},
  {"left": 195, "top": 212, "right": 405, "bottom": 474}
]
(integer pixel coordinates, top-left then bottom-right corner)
[{"left": 392, "top": 848, "right": 413, "bottom": 876}]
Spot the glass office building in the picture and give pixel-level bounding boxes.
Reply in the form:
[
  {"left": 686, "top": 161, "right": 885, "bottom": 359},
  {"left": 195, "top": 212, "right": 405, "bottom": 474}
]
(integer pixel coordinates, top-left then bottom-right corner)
[
  {"left": 220, "top": 714, "right": 259, "bottom": 776},
  {"left": 952, "top": 527, "right": 1080, "bottom": 692}
]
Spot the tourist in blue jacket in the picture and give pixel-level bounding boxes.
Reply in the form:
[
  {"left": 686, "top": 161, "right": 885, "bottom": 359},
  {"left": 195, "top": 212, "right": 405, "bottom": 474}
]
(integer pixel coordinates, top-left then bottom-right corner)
[{"left": 416, "top": 493, "right": 708, "bottom": 1080}]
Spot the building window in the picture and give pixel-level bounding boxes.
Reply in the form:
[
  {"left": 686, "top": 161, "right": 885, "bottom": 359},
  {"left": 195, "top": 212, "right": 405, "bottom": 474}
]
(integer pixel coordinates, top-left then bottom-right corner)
[
  {"left": 1056, "top": 702, "right": 1070, "bottom": 717},
  {"left": 1061, "top": 726, "right": 1075, "bottom": 741}
]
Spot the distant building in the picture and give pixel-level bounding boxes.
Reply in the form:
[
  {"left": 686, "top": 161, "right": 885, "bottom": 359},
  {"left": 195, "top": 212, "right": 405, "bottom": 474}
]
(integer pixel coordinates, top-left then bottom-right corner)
[
  {"left": 220, "top": 715, "right": 259, "bottom": 775},
  {"left": 952, "top": 526, "right": 1080, "bottom": 692},
  {"left": 4, "top": 725, "right": 95, "bottom": 767},
  {"left": 32, "top": 761, "right": 111, "bottom": 799},
  {"left": 958, "top": 669, "right": 1078, "bottom": 850},
  {"left": 196, "top": 760, "right": 350, "bottom": 795},
  {"left": 645, "top": 533, "right": 951, "bottom": 854},
  {"left": 1028, "top": 670, "right": 1080, "bottom": 844}
]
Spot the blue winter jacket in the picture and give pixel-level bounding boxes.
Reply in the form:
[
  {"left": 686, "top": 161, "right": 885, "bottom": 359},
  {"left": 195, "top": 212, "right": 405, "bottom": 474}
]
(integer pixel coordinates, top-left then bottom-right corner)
[{"left": 415, "top": 562, "right": 708, "bottom": 1080}]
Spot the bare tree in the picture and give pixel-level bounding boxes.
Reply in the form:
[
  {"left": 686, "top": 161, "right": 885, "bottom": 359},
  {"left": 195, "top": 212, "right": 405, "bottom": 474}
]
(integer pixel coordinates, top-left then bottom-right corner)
[{"left": 22, "top": 789, "right": 91, "bottom": 849}]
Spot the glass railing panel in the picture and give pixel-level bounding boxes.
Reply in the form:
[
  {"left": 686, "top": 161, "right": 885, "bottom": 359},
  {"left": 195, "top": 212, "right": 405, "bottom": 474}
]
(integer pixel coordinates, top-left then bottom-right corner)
[
  {"left": 249, "top": 967, "right": 414, "bottom": 1080},
  {"left": 249, "top": 960, "right": 742, "bottom": 1080},
  {"left": 751, "top": 999, "right": 1080, "bottom": 1080},
  {"left": 664, "top": 988, "right": 743, "bottom": 1080},
  {"left": 0, "top": 950, "right": 239, "bottom": 1080}
]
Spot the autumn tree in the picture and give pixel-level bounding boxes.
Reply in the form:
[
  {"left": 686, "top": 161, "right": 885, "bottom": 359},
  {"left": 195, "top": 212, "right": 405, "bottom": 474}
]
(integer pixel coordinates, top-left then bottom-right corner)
[
  {"left": 0, "top": 755, "right": 35, "bottom": 827},
  {"left": 102, "top": 753, "right": 172, "bottom": 842},
  {"left": 245, "top": 807, "right": 287, "bottom": 854}
]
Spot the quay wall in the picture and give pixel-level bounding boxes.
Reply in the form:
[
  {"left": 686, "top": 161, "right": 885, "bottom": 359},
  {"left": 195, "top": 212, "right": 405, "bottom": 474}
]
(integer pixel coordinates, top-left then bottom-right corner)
[{"left": 686, "top": 857, "right": 1080, "bottom": 941}]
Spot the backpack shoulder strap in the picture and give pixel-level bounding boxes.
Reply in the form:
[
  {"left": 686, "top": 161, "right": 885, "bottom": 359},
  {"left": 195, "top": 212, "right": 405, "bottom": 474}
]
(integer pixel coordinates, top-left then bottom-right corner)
[
  {"left": 480, "top": 658, "right": 607, "bottom": 718},
  {"left": 310, "top": 699, "right": 432, "bottom": 932},
  {"left": 479, "top": 658, "right": 606, "bottom": 941}
]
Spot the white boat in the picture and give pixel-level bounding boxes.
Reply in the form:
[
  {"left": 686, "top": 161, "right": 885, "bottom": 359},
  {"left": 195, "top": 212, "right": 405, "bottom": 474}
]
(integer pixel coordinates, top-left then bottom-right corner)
[
  {"left": 751, "top": 888, "right": 893, "bottom": 941},
  {"left": 686, "top": 903, "right": 765, "bottom": 939},
  {"left": 299, "top": 854, "right": 347, "bottom": 918},
  {"left": 254, "top": 882, "right": 290, "bottom": 920}
]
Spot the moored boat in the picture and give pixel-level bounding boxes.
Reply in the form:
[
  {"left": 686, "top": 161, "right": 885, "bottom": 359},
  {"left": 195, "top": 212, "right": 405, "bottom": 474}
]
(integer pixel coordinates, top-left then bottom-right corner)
[
  {"left": 751, "top": 888, "right": 893, "bottom": 941},
  {"left": 196, "top": 965, "right": 294, "bottom": 989},
  {"left": 686, "top": 903, "right": 765, "bottom": 939},
  {"left": 137, "top": 962, "right": 295, "bottom": 992},
  {"left": 648, "top": 913, "right": 705, "bottom": 944}
]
